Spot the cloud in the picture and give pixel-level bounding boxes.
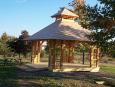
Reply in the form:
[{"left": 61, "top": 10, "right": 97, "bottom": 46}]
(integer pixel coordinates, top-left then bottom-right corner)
[{"left": 16, "top": 0, "right": 28, "bottom": 3}]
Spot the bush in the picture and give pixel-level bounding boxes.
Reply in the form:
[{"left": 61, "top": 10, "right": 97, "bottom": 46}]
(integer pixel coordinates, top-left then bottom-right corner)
[
  {"left": 0, "top": 58, "right": 18, "bottom": 66},
  {"left": 111, "top": 50, "right": 115, "bottom": 58}
]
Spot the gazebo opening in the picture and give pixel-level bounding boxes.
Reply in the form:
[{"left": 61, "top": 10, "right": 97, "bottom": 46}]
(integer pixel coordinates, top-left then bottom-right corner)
[{"left": 28, "top": 7, "right": 101, "bottom": 72}]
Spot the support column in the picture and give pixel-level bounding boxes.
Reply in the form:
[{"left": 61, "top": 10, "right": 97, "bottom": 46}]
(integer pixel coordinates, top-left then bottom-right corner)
[
  {"left": 52, "top": 41, "right": 56, "bottom": 69},
  {"left": 48, "top": 40, "right": 56, "bottom": 70},
  {"left": 72, "top": 46, "right": 75, "bottom": 63},
  {"left": 60, "top": 41, "right": 64, "bottom": 69},
  {"left": 48, "top": 40, "right": 51, "bottom": 68},
  {"left": 68, "top": 41, "right": 75, "bottom": 63},
  {"left": 89, "top": 48, "right": 92, "bottom": 67},
  {"left": 68, "top": 45, "right": 71, "bottom": 63},
  {"left": 31, "top": 41, "right": 35, "bottom": 64},
  {"left": 90, "top": 47, "right": 95, "bottom": 67},
  {"left": 82, "top": 48, "right": 85, "bottom": 64},
  {"left": 31, "top": 41, "right": 41, "bottom": 64},
  {"left": 89, "top": 46, "right": 100, "bottom": 67},
  {"left": 96, "top": 48, "right": 100, "bottom": 67}
]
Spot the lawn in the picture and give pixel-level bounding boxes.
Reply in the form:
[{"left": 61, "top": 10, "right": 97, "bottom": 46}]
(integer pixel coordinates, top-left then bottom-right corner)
[
  {"left": 0, "top": 64, "right": 115, "bottom": 87},
  {"left": 100, "top": 65, "right": 115, "bottom": 74},
  {"left": 0, "top": 68, "right": 108, "bottom": 87},
  {"left": 0, "top": 58, "right": 115, "bottom": 87}
]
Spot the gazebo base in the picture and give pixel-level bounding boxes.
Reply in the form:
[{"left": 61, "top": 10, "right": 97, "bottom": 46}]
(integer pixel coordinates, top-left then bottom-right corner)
[{"left": 52, "top": 67, "right": 100, "bottom": 72}]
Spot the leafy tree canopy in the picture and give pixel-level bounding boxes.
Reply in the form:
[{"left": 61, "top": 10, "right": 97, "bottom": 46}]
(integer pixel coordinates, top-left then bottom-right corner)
[
  {"left": 71, "top": 0, "right": 115, "bottom": 56},
  {"left": 0, "top": 32, "right": 11, "bottom": 57}
]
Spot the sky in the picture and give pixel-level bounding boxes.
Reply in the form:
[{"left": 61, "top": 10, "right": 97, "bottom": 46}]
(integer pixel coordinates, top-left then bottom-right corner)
[{"left": 0, "top": 0, "right": 98, "bottom": 37}]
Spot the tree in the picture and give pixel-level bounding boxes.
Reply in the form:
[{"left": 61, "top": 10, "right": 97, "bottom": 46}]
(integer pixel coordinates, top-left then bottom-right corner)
[
  {"left": 0, "top": 32, "right": 11, "bottom": 58},
  {"left": 7, "top": 37, "right": 17, "bottom": 57},
  {"left": 19, "top": 30, "right": 31, "bottom": 58},
  {"left": 86, "top": 0, "right": 115, "bottom": 54},
  {"left": 71, "top": 0, "right": 115, "bottom": 56},
  {"left": 19, "top": 30, "right": 29, "bottom": 39},
  {"left": 69, "top": 0, "right": 88, "bottom": 28},
  {"left": 8, "top": 30, "right": 31, "bottom": 60}
]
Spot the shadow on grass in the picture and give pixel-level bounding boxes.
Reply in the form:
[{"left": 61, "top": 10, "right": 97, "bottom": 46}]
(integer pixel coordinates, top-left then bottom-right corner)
[
  {"left": 0, "top": 59, "right": 18, "bottom": 87},
  {"left": 17, "top": 68, "right": 115, "bottom": 87},
  {"left": 0, "top": 79, "right": 18, "bottom": 87},
  {"left": 0, "top": 61, "right": 115, "bottom": 87}
]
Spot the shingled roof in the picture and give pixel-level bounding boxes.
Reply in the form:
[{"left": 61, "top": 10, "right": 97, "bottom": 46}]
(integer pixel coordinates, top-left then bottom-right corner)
[{"left": 28, "top": 8, "right": 91, "bottom": 41}]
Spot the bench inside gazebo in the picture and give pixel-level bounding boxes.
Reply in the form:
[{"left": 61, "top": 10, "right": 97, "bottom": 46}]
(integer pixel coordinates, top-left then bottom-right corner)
[{"left": 28, "top": 7, "right": 101, "bottom": 72}]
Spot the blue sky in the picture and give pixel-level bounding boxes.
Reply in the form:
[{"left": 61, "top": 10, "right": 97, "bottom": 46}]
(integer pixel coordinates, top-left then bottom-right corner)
[{"left": 0, "top": 0, "right": 98, "bottom": 37}]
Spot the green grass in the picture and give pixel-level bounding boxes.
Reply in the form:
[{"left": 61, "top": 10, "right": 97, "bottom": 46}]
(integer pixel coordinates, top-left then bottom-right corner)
[
  {"left": 16, "top": 74, "right": 107, "bottom": 87},
  {"left": 0, "top": 79, "right": 18, "bottom": 87},
  {"left": 0, "top": 65, "right": 108, "bottom": 87},
  {"left": 17, "top": 78, "right": 100, "bottom": 87},
  {"left": 0, "top": 57, "right": 115, "bottom": 87},
  {"left": 0, "top": 65, "right": 18, "bottom": 87},
  {"left": 100, "top": 65, "right": 115, "bottom": 74},
  {"left": 0, "top": 66, "right": 17, "bottom": 78}
]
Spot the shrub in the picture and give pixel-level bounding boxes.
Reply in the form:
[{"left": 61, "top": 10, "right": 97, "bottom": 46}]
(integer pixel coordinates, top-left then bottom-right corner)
[{"left": 111, "top": 50, "right": 115, "bottom": 58}]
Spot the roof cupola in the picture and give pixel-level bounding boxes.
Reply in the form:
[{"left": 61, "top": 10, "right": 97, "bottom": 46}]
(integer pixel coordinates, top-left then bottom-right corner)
[{"left": 51, "top": 7, "right": 79, "bottom": 20}]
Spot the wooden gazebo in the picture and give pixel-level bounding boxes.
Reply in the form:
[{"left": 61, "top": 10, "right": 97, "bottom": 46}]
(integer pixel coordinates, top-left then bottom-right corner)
[{"left": 28, "top": 7, "right": 100, "bottom": 72}]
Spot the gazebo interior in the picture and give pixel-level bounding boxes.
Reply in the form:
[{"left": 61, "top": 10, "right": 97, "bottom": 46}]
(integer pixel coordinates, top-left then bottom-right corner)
[{"left": 28, "top": 7, "right": 101, "bottom": 72}]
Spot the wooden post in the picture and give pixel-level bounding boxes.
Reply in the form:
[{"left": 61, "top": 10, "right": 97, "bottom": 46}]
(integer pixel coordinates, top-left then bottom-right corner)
[
  {"left": 89, "top": 46, "right": 100, "bottom": 67},
  {"left": 68, "top": 43, "right": 71, "bottom": 63},
  {"left": 90, "top": 46, "right": 94, "bottom": 67},
  {"left": 48, "top": 40, "right": 53, "bottom": 69},
  {"left": 31, "top": 41, "right": 35, "bottom": 64},
  {"left": 89, "top": 48, "right": 92, "bottom": 67},
  {"left": 48, "top": 40, "right": 51, "bottom": 68},
  {"left": 96, "top": 48, "right": 100, "bottom": 67},
  {"left": 67, "top": 41, "right": 75, "bottom": 63},
  {"left": 82, "top": 49, "right": 85, "bottom": 65},
  {"left": 60, "top": 41, "right": 64, "bottom": 69},
  {"left": 31, "top": 41, "right": 41, "bottom": 64},
  {"left": 31, "top": 41, "right": 33, "bottom": 63},
  {"left": 72, "top": 46, "right": 75, "bottom": 63},
  {"left": 36, "top": 41, "right": 41, "bottom": 64},
  {"left": 52, "top": 40, "right": 56, "bottom": 69},
  {"left": 48, "top": 40, "right": 56, "bottom": 70},
  {"left": 63, "top": 41, "right": 67, "bottom": 63}
]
